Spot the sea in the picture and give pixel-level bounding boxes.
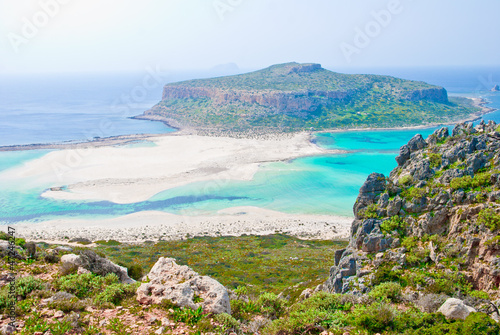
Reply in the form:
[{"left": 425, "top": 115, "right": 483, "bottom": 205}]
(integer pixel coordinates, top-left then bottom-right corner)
[{"left": 1, "top": 67, "right": 500, "bottom": 224}]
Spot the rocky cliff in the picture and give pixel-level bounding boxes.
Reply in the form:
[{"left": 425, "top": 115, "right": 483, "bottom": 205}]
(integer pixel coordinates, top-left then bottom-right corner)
[
  {"left": 139, "top": 63, "right": 477, "bottom": 134},
  {"left": 325, "top": 120, "right": 500, "bottom": 316}
]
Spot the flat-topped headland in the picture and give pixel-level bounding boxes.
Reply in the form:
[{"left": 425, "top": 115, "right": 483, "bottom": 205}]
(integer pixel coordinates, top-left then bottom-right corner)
[{"left": 137, "top": 62, "right": 481, "bottom": 135}]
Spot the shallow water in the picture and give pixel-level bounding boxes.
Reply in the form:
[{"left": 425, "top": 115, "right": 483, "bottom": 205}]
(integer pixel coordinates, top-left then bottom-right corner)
[{"left": 1, "top": 70, "right": 500, "bottom": 224}]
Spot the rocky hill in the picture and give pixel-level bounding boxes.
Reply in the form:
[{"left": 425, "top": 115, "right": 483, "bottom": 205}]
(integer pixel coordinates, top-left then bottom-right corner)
[
  {"left": 325, "top": 120, "right": 500, "bottom": 317},
  {"left": 138, "top": 63, "right": 479, "bottom": 134}
]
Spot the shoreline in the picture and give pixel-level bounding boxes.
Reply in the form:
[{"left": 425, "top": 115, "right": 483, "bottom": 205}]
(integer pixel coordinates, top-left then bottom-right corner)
[
  {"left": 1, "top": 132, "right": 339, "bottom": 204},
  {"left": 1, "top": 96, "right": 495, "bottom": 152},
  {"left": 10, "top": 206, "right": 353, "bottom": 243}
]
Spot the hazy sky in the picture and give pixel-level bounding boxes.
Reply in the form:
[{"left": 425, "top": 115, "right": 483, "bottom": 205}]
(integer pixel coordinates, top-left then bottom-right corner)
[{"left": 1, "top": 0, "right": 499, "bottom": 74}]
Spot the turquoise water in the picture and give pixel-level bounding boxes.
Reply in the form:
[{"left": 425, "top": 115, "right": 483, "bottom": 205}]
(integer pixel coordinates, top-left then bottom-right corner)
[{"left": 1, "top": 73, "right": 500, "bottom": 223}]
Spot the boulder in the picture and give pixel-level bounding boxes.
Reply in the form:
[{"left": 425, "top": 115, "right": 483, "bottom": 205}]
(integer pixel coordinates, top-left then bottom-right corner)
[
  {"left": 353, "top": 173, "right": 386, "bottom": 218},
  {"left": 437, "top": 298, "right": 476, "bottom": 320},
  {"left": 61, "top": 251, "right": 134, "bottom": 284},
  {"left": 0, "top": 325, "right": 15, "bottom": 335},
  {"left": 0, "top": 240, "right": 24, "bottom": 260},
  {"left": 407, "top": 134, "right": 428, "bottom": 151},
  {"left": 427, "top": 127, "right": 449, "bottom": 145},
  {"left": 396, "top": 144, "right": 411, "bottom": 166},
  {"left": 452, "top": 122, "right": 476, "bottom": 137},
  {"left": 136, "top": 257, "right": 231, "bottom": 315},
  {"left": 55, "top": 246, "right": 73, "bottom": 252},
  {"left": 492, "top": 84, "right": 500, "bottom": 92}
]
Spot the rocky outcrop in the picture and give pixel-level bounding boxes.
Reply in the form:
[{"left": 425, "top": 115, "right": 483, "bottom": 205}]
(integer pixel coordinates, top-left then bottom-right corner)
[
  {"left": 326, "top": 120, "right": 500, "bottom": 295},
  {"left": 399, "top": 87, "right": 448, "bottom": 103},
  {"left": 136, "top": 257, "right": 231, "bottom": 315},
  {"left": 492, "top": 84, "right": 500, "bottom": 92},
  {"left": 353, "top": 173, "right": 387, "bottom": 218},
  {"left": 61, "top": 251, "right": 135, "bottom": 284},
  {"left": 0, "top": 240, "right": 24, "bottom": 260},
  {"left": 160, "top": 86, "right": 353, "bottom": 116},
  {"left": 437, "top": 298, "right": 477, "bottom": 320}
]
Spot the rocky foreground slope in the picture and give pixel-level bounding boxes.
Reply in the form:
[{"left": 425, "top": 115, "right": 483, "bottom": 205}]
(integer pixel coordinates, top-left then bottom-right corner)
[
  {"left": 138, "top": 63, "right": 479, "bottom": 134},
  {"left": 326, "top": 120, "right": 500, "bottom": 312}
]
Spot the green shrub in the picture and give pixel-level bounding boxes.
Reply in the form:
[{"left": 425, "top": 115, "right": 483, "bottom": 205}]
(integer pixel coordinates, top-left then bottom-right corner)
[
  {"left": 44, "top": 253, "right": 60, "bottom": 264},
  {"left": 399, "top": 175, "right": 413, "bottom": 186},
  {"left": 264, "top": 307, "right": 347, "bottom": 334},
  {"left": 94, "top": 240, "right": 121, "bottom": 246},
  {"left": 214, "top": 313, "right": 240, "bottom": 333},
  {"left": 450, "top": 175, "right": 472, "bottom": 189},
  {"left": 450, "top": 172, "right": 492, "bottom": 190},
  {"left": 402, "top": 187, "right": 427, "bottom": 201},
  {"left": 0, "top": 231, "right": 9, "bottom": 241},
  {"left": 47, "top": 298, "right": 88, "bottom": 313},
  {"left": 402, "top": 236, "right": 418, "bottom": 250},
  {"left": 359, "top": 204, "right": 379, "bottom": 219},
  {"left": 381, "top": 216, "right": 406, "bottom": 236},
  {"left": 477, "top": 208, "right": 500, "bottom": 231},
  {"left": 49, "top": 319, "right": 74, "bottom": 335},
  {"left": 16, "top": 276, "right": 46, "bottom": 299},
  {"left": 24, "top": 241, "right": 36, "bottom": 258},
  {"left": 94, "top": 283, "right": 137, "bottom": 306},
  {"left": 468, "top": 290, "right": 489, "bottom": 300},
  {"left": 127, "top": 264, "right": 144, "bottom": 281},
  {"left": 484, "top": 236, "right": 500, "bottom": 247},
  {"left": 369, "top": 282, "right": 402, "bottom": 302},
  {"left": 429, "top": 153, "right": 442, "bottom": 168},
  {"left": 351, "top": 303, "right": 396, "bottom": 333},
  {"left": 257, "top": 292, "right": 287, "bottom": 319},
  {"left": 263, "top": 292, "right": 353, "bottom": 334},
  {"left": 461, "top": 312, "right": 500, "bottom": 335},
  {"left": 372, "top": 264, "right": 404, "bottom": 286},
  {"left": 106, "top": 317, "right": 131, "bottom": 334},
  {"left": 53, "top": 273, "right": 119, "bottom": 298},
  {"left": 231, "top": 299, "right": 259, "bottom": 321},
  {"left": 0, "top": 289, "right": 9, "bottom": 312},
  {"left": 171, "top": 306, "right": 204, "bottom": 326},
  {"left": 16, "top": 238, "right": 26, "bottom": 248}
]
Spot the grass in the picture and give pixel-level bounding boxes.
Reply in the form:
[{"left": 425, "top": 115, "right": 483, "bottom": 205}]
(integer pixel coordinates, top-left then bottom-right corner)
[{"left": 95, "top": 234, "right": 348, "bottom": 295}]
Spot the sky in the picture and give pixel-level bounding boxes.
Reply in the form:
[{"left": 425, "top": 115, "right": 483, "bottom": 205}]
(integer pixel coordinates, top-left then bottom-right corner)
[{"left": 0, "top": 0, "right": 499, "bottom": 74}]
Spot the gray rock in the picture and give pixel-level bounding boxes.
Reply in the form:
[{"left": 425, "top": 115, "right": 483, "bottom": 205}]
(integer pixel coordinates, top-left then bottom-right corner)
[
  {"left": 0, "top": 325, "right": 15, "bottom": 335},
  {"left": 410, "top": 160, "right": 434, "bottom": 181},
  {"left": 362, "top": 234, "right": 393, "bottom": 253},
  {"left": 353, "top": 173, "right": 386, "bottom": 218},
  {"left": 419, "top": 209, "right": 449, "bottom": 235},
  {"left": 396, "top": 144, "right": 411, "bottom": 166},
  {"left": 136, "top": 257, "right": 231, "bottom": 314},
  {"left": 61, "top": 251, "right": 135, "bottom": 284},
  {"left": 377, "top": 192, "right": 389, "bottom": 208},
  {"left": 0, "top": 240, "right": 23, "bottom": 257},
  {"left": 427, "top": 127, "right": 449, "bottom": 145},
  {"left": 437, "top": 298, "right": 476, "bottom": 320},
  {"left": 334, "top": 248, "right": 345, "bottom": 266},
  {"left": 48, "top": 291, "right": 77, "bottom": 302},
  {"left": 387, "top": 197, "right": 402, "bottom": 216},
  {"left": 466, "top": 153, "right": 487, "bottom": 173},
  {"left": 55, "top": 246, "right": 73, "bottom": 252},
  {"left": 407, "top": 134, "right": 428, "bottom": 151},
  {"left": 452, "top": 122, "right": 476, "bottom": 137}
]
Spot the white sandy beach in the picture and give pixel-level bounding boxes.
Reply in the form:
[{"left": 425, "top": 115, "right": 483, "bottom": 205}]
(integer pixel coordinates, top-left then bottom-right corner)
[
  {"left": 1, "top": 132, "right": 338, "bottom": 204},
  {"left": 14, "top": 206, "right": 352, "bottom": 242},
  {"left": 1, "top": 132, "right": 352, "bottom": 242}
]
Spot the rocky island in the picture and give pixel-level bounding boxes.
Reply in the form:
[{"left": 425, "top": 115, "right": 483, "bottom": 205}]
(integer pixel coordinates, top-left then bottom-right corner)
[{"left": 137, "top": 62, "right": 480, "bottom": 135}]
